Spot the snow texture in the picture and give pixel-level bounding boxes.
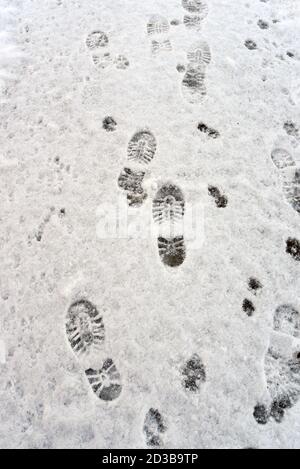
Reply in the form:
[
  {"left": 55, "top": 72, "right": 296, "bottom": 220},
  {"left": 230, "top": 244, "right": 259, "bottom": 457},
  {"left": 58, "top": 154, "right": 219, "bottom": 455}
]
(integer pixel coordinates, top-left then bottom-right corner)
[{"left": 0, "top": 0, "right": 300, "bottom": 449}]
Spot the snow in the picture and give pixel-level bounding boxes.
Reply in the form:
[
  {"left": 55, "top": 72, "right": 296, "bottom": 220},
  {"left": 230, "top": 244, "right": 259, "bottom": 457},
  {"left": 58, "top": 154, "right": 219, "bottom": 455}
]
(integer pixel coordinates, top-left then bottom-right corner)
[{"left": 0, "top": 0, "right": 300, "bottom": 449}]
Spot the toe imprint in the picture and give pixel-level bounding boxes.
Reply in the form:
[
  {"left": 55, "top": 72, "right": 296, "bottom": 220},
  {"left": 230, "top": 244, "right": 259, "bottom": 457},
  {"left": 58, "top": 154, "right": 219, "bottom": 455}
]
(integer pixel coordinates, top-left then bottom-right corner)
[
  {"left": 258, "top": 19, "right": 269, "bottom": 30},
  {"left": 86, "top": 31, "right": 109, "bottom": 50},
  {"left": 181, "top": 354, "right": 206, "bottom": 392},
  {"left": 242, "top": 299, "right": 255, "bottom": 317},
  {"left": 65, "top": 299, "right": 105, "bottom": 356},
  {"left": 187, "top": 41, "right": 211, "bottom": 66},
  {"left": 245, "top": 40, "right": 257, "bottom": 50},
  {"left": 177, "top": 64, "right": 186, "bottom": 73},
  {"left": 270, "top": 396, "right": 293, "bottom": 423},
  {"left": 198, "top": 122, "right": 220, "bottom": 139},
  {"left": 114, "top": 55, "right": 130, "bottom": 70},
  {"left": 182, "top": 0, "right": 208, "bottom": 16},
  {"left": 248, "top": 277, "right": 263, "bottom": 294},
  {"left": 85, "top": 359, "right": 122, "bottom": 401},
  {"left": 147, "top": 15, "right": 170, "bottom": 36},
  {"left": 143, "top": 408, "right": 167, "bottom": 448},
  {"left": 253, "top": 404, "right": 269, "bottom": 425},
  {"left": 127, "top": 130, "right": 157, "bottom": 166},
  {"left": 271, "top": 148, "right": 295, "bottom": 171},
  {"left": 284, "top": 121, "right": 299, "bottom": 138},
  {"left": 103, "top": 116, "right": 117, "bottom": 132},
  {"left": 208, "top": 186, "right": 228, "bottom": 208},
  {"left": 153, "top": 184, "right": 185, "bottom": 225}
]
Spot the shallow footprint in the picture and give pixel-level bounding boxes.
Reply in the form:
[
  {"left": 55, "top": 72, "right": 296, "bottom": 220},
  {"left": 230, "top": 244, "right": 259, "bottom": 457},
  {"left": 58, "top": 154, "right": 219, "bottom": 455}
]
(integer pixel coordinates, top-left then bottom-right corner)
[
  {"left": 151, "top": 39, "right": 172, "bottom": 56},
  {"left": 143, "top": 408, "right": 167, "bottom": 447},
  {"left": 254, "top": 305, "right": 300, "bottom": 424},
  {"left": 181, "top": 354, "right": 206, "bottom": 392},
  {"left": 187, "top": 40, "right": 211, "bottom": 66},
  {"left": 182, "top": 65, "right": 207, "bottom": 104},
  {"left": 65, "top": 299, "right": 105, "bottom": 357},
  {"left": 271, "top": 148, "right": 295, "bottom": 171},
  {"left": 153, "top": 184, "right": 186, "bottom": 267},
  {"left": 273, "top": 304, "right": 300, "bottom": 338},
  {"left": 147, "top": 15, "right": 171, "bottom": 56},
  {"left": 127, "top": 129, "right": 157, "bottom": 166},
  {"left": 271, "top": 148, "right": 300, "bottom": 214},
  {"left": 86, "top": 31, "right": 109, "bottom": 50},
  {"left": 114, "top": 54, "right": 130, "bottom": 70},
  {"left": 182, "top": 0, "right": 208, "bottom": 16},
  {"left": 147, "top": 15, "right": 170, "bottom": 36},
  {"left": 183, "top": 15, "right": 203, "bottom": 30},
  {"left": 92, "top": 52, "right": 112, "bottom": 69},
  {"left": 282, "top": 169, "right": 300, "bottom": 214},
  {"left": 85, "top": 358, "right": 122, "bottom": 401}
]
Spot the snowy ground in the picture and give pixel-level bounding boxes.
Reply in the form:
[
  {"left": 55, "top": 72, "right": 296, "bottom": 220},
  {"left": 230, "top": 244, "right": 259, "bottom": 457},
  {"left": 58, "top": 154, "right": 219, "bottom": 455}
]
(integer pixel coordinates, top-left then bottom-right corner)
[{"left": 0, "top": 0, "right": 300, "bottom": 449}]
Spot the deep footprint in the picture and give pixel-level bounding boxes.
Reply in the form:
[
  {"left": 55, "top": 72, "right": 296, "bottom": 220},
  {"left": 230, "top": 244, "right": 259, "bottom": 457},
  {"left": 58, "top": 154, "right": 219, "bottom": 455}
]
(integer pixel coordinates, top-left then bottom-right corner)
[
  {"left": 286, "top": 237, "right": 300, "bottom": 261},
  {"left": 153, "top": 184, "right": 186, "bottom": 267},
  {"left": 242, "top": 299, "right": 255, "bottom": 317},
  {"left": 118, "top": 167, "right": 147, "bottom": 207},
  {"left": 208, "top": 185, "right": 228, "bottom": 208},
  {"left": 284, "top": 121, "right": 299, "bottom": 138},
  {"left": 85, "top": 358, "right": 122, "bottom": 401},
  {"left": 181, "top": 354, "right": 206, "bottom": 392},
  {"left": 198, "top": 122, "right": 219, "bottom": 139},
  {"left": 103, "top": 116, "right": 117, "bottom": 132},
  {"left": 157, "top": 236, "right": 186, "bottom": 267},
  {"left": 65, "top": 299, "right": 105, "bottom": 356},
  {"left": 143, "top": 408, "right": 167, "bottom": 447},
  {"left": 248, "top": 277, "right": 263, "bottom": 295},
  {"left": 182, "top": 65, "right": 207, "bottom": 104}
]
